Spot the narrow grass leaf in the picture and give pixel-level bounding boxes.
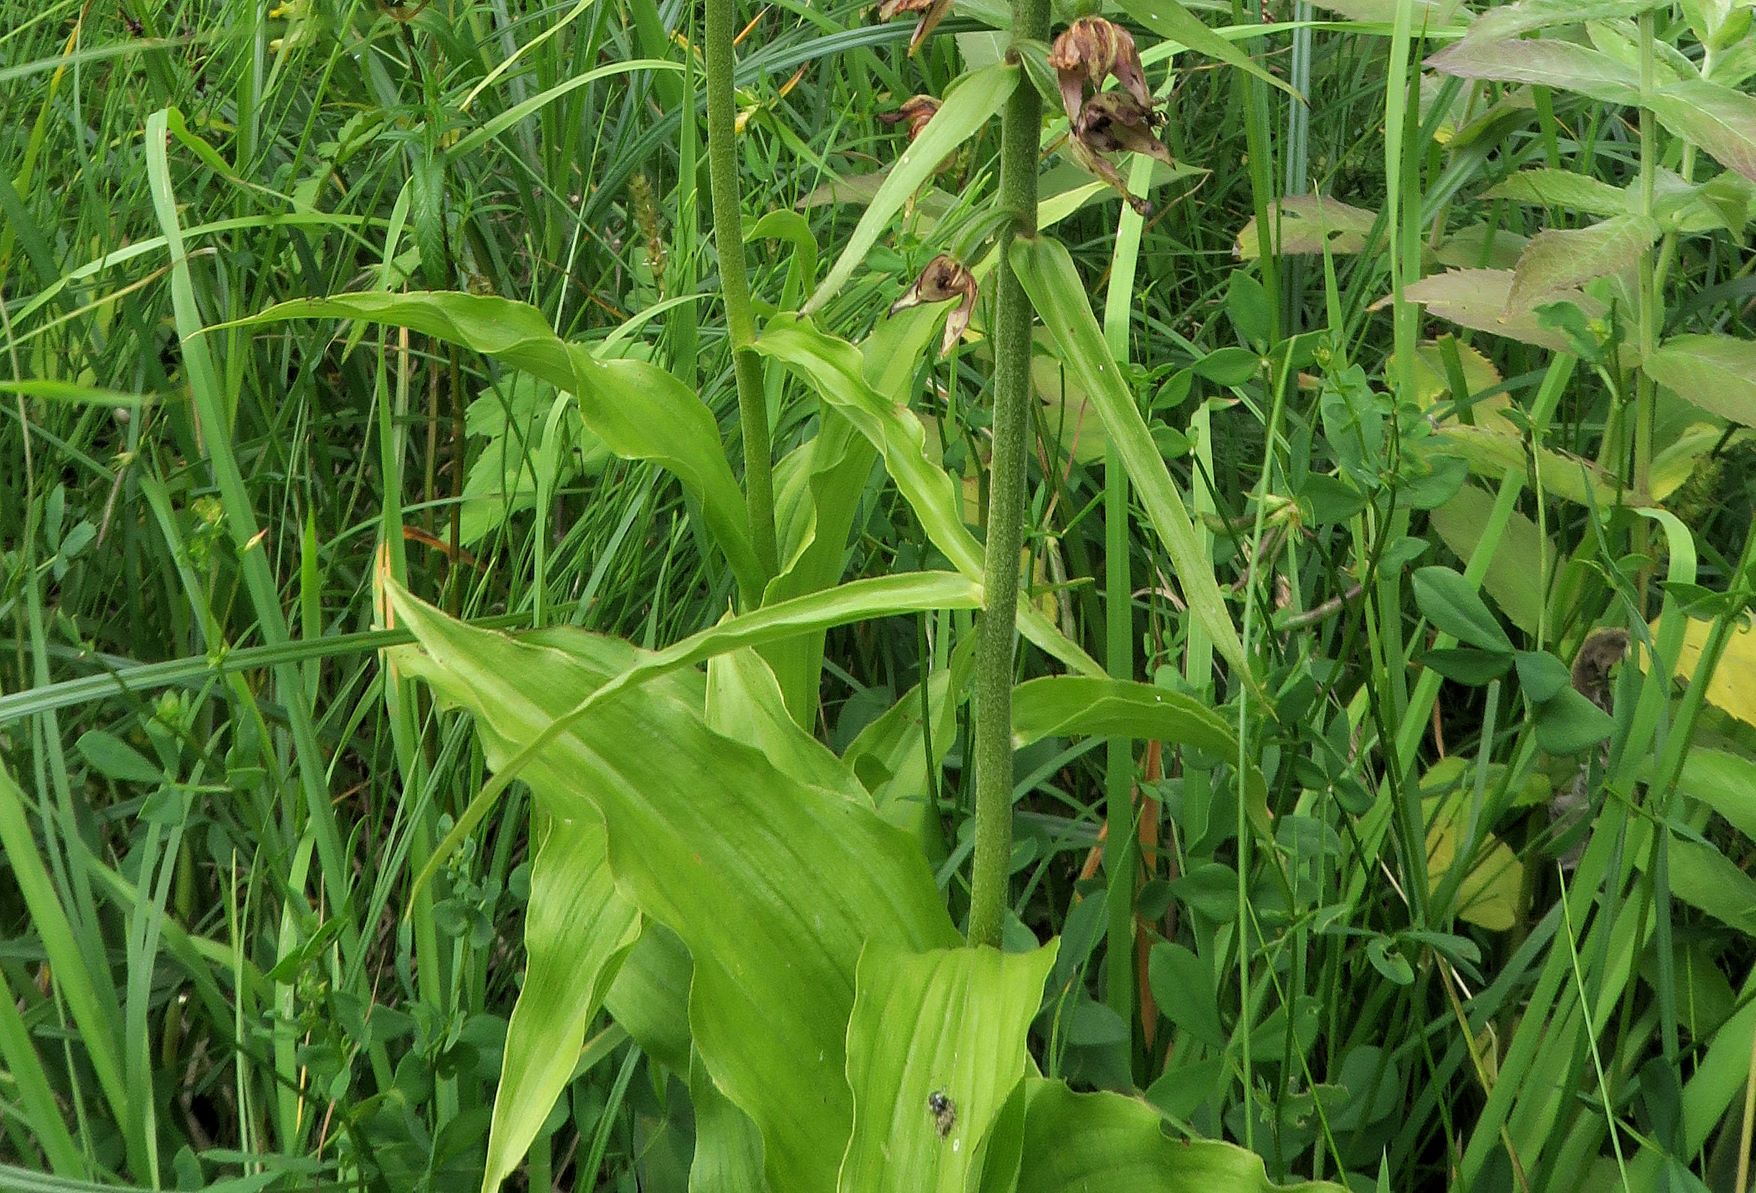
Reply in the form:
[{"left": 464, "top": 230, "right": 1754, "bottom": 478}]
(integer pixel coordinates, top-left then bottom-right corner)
[
  {"left": 1010, "top": 235, "right": 1249, "bottom": 678},
  {"left": 837, "top": 942, "right": 1056, "bottom": 1193},
  {"left": 806, "top": 64, "right": 1017, "bottom": 313},
  {"left": 1115, "top": 0, "right": 1301, "bottom": 100}
]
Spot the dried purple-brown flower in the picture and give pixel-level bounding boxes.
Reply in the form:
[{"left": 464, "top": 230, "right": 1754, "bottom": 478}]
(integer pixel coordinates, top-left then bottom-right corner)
[
  {"left": 1047, "top": 16, "right": 1151, "bottom": 125},
  {"left": 890, "top": 254, "right": 978, "bottom": 357},
  {"left": 877, "top": 95, "right": 942, "bottom": 141},
  {"left": 1075, "top": 91, "right": 1172, "bottom": 162},
  {"left": 876, "top": 0, "right": 952, "bottom": 56}
]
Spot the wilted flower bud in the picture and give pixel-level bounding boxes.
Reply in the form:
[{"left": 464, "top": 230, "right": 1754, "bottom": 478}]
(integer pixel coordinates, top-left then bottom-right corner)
[
  {"left": 877, "top": 95, "right": 942, "bottom": 141},
  {"left": 890, "top": 254, "right": 978, "bottom": 358},
  {"left": 876, "top": 0, "right": 952, "bottom": 55},
  {"left": 1047, "top": 16, "right": 1151, "bottom": 125}
]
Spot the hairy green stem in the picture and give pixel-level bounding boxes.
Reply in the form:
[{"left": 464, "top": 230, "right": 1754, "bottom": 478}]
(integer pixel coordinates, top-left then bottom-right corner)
[
  {"left": 705, "top": 0, "right": 779, "bottom": 586},
  {"left": 966, "top": 0, "right": 1048, "bottom": 950}
]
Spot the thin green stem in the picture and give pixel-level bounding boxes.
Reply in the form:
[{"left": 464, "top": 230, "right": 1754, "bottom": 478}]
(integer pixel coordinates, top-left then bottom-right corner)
[
  {"left": 705, "top": 0, "right": 779, "bottom": 586},
  {"left": 967, "top": 0, "right": 1048, "bottom": 950}
]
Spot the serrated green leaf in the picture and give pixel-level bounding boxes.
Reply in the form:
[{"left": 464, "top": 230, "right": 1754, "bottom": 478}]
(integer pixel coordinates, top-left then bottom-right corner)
[
  {"left": 1506, "top": 215, "right": 1660, "bottom": 313},
  {"left": 1425, "top": 38, "right": 1642, "bottom": 103},
  {"left": 1644, "top": 334, "right": 1756, "bottom": 426},
  {"left": 1648, "top": 81, "right": 1756, "bottom": 182}
]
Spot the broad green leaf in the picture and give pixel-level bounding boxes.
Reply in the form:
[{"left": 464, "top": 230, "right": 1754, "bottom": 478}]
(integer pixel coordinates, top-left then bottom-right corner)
[
  {"left": 707, "top": 649, "right": 865, "bottom": 798},
  {"left": 1146, "top": 943, "right": 1226, "bottom": 1048},
  {"left": 1115, "top": 0, "right": 1301, "bottom": 99},
  {"left": 755, "top": 315, "right": 1105, "bottom": 678},
  {"left": 1648, "top": 81, "right": 1756, "bottom": 182},
  {"left": 1234, "top": 195, "right": 1376, "bottom": 260},
  {"left": 1425, "top": 38, "right": 1642, "bottom": 104},
  {"left": 75, "top": 730, "right": 163, "bottom": 784},
  {"left": 838, "top": 942, "right": 1056, "bottom": 1193},
  {"left": 417, "top": 571, "right": 986, "bottom": 882},
  {"left": 1663, "top": 835, "right": 1756, "bottom": 936},
  {"left": 243, "top": 291, "right": 765, "bottom": 603},
  {"left": 1506, "top": 216, "right": 1659, "bottom": 313},
  {"left": 1484, "top": 169, "right": 1631, "bottom": 217},
  {"left": 1009, "top": 676, "right": 1271, "bottom": 838},
  {"left": 484, "top": 814, "right": 639, "bottom": 1191},
  {"left": 1428, "top": 486, "right": 1554, "bottom": 637},
  {"left": 1644, "top": 334, "right": 1756, "bottom": 426},
  {"left": 762, "top": 308, "right": 942, "bottom": 723},
  {"left": 1015, "top": 1079, "right": 1344, "bottom": 1192},
  {"left": 1412, "top": 566, "right": 1513, "bottom": 653},
  {"left": 843, "top": 645, "right": 973, "bottom": 861},
  {"left": 1010, "top": 235, "right": 1249, "bottom": 679},
  {"left": 387, "top": 587, "right": 960, "bottom": 1191},
  {"left": 1514, "top": 650, "right": 1571, "bottom": 703},
  {"left": 605, "top": 923, "right": 692, "bottom": 1074},
  {"left": 806, "top": 65, "right": 1016, "bottom": 313},
  {"left": 1532, "top": 687, "right": 1614, "bottom": 755},
  {"left": 1467, "top": 0, "right": 1669, "bottom": 41},
  {"left": 1405, "top": 269, "right": 1609, "bottom": 356},
  {"left": 1665, "top": 748, "right": 1756, "bottom": 841},
  {"left": 691, "top": 1053, "right": 769, "bottom": 1193}
]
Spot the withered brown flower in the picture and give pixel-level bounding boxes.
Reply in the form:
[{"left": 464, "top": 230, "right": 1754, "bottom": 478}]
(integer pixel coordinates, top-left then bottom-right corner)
[
  {"left": 890, "top": 254, "right": 978, "bottom": 358},
  {"left": 876, "top": 0, "right": 952, "bottom": 56},
  {"left": 1075, "top": 91, "right": 1171, "bottom": 162},
  {"left": 1047, "top": 16, "right": 1150, "bottom": 125},
  {"left": 877, "top": 95, "right": 942, "bottom": 142}
]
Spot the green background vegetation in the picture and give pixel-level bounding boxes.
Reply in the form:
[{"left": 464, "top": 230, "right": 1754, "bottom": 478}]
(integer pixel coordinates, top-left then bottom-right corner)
[{"left": 2, "top": 0, "right": 1755, "bottom": 1189}]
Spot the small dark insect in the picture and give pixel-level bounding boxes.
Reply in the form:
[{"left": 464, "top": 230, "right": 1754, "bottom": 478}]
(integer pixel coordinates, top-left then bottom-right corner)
[{"left": 927, "top": 1089, "right": 956, "bottom": 1138}]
